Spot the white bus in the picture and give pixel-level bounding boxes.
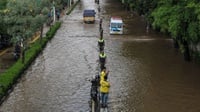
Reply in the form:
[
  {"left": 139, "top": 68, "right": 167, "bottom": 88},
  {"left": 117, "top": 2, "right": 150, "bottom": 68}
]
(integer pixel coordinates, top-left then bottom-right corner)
[{"left": 109, "top": 16, "right": 123, "bottom": 34}]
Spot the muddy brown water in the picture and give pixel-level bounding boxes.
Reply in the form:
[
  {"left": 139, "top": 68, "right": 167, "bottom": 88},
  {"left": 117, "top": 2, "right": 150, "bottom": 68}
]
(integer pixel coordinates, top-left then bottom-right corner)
[
  {"left": 0, "top": 0, "right": 200, "bottom": 112},
  {"left": 0, "top": 48, "right": 15, "bottom": 74}
]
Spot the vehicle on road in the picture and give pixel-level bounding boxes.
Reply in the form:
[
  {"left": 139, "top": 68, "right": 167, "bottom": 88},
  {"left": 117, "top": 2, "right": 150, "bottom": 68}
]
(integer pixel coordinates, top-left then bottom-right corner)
[
  {"left": 83, "top": 9, "right": 96, "bottom": 24},
  {"left": 109, "top": 16, "right": 123, "bottom": 34}
]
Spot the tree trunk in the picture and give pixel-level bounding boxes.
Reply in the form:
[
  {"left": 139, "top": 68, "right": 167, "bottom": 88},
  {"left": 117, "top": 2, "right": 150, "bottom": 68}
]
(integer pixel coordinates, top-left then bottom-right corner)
[
  {"left": 40, "top": 25, "right": 43, "bottom": 43},
  {"left": 125, "top": 3, "right": 129, "bottom": 11},
  {"left": 183, "top": 40, "right": 190, "bottom": 61},
  {"left": 22, "top": 48, "right": 25, "bottom": 63},
  {"left": 173, "top": 38, "right": 179, "bottom": 49}
]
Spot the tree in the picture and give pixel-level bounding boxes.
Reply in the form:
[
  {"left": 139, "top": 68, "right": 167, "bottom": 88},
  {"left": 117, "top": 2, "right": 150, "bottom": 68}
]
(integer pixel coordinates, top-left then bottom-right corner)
[
  {"left": 5, "top": 0, "right": 49, "bottom": 63},
  {"left": 121, "top": 0, "right": 200, "bottom": 61},
  {"left": 0, "top": 0, "right": 7, "bottom": 34},
  {"left": 150, "top": 0, "right": 200, "bottom": 61},
  {"left": 0, "top": 0, "right": 7, "bottom": 10}
]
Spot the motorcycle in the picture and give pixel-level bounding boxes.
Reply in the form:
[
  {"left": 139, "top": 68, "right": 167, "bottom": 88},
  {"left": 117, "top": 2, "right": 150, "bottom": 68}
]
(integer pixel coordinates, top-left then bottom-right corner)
[{"left": 90, "top": 75, "right": 100, "bottom": 112}]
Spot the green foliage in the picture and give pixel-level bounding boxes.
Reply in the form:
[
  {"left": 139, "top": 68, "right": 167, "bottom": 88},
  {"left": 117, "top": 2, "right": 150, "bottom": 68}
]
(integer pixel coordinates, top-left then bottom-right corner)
[
  {"left": 0, "top": 22, "right": 61, "bottom": 99},
  {"left": 151, "top": 6, "right": 171, "bottom": 33},
  {"left": 5, "top": 0, "right": 32, "bottom": 42},
  {"left": 149, "top": 0, "right": 200, "bottom": 44},
  {"left": 3, "top": 0, "right": 49, "bottom": 44},
  {"left": 0, "top": 0, "right": 7, "bottom": 10},
  {"left": 125, "top": 0, "right": 200, "bottom": 45},
  {"left": 124, "top": 0, "right": 200, "bottom": 61},
  {"left": 46, "top": 22, "right": 61, "bottom": 39},
  {"left": 0, "top": 0, "right": 7, "bottom": 34},
  {"left": 187, "top": 22, "right": 199, "bottom": 43},
  {"left": 167, "top": 6, "right": 181, "bottom": 38},
  {"left": 126, "top": 0, "right": 157, "bottom": 16}
]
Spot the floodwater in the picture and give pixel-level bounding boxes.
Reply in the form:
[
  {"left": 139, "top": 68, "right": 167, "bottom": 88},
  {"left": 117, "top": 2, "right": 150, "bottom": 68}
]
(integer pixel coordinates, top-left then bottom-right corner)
[
  {"left": 0, "top": 48, "right": 15, "bottom": 74},
  {"left": 1, "top": 0, "right": 200, "bottom": 112}
]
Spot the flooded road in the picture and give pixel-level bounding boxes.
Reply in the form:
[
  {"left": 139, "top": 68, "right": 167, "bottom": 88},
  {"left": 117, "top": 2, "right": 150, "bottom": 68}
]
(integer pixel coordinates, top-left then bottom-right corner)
[{"left": 1, "top": 0, "right": 200, "bottom": 112}]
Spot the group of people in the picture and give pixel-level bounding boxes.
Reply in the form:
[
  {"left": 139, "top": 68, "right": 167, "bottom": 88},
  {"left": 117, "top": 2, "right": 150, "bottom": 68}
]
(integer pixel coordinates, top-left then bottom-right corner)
[
  {"left": 90, "top": 18, "right": 110, "bottom": 110},
  {"left": 98, "top": 18, "right": 110, "bottom": 108}
]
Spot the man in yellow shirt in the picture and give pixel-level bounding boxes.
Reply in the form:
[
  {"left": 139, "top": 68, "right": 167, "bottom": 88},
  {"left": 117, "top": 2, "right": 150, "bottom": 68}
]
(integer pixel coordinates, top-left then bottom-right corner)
[
  {"left": 100, "top": 68, "right": 109, "bottom": 80},
  {"left": 100, "top": 75, "right": 110, "bottom": 108},
  {"left": 100, "top": 68, "right": 106, "bottom": 80}
]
